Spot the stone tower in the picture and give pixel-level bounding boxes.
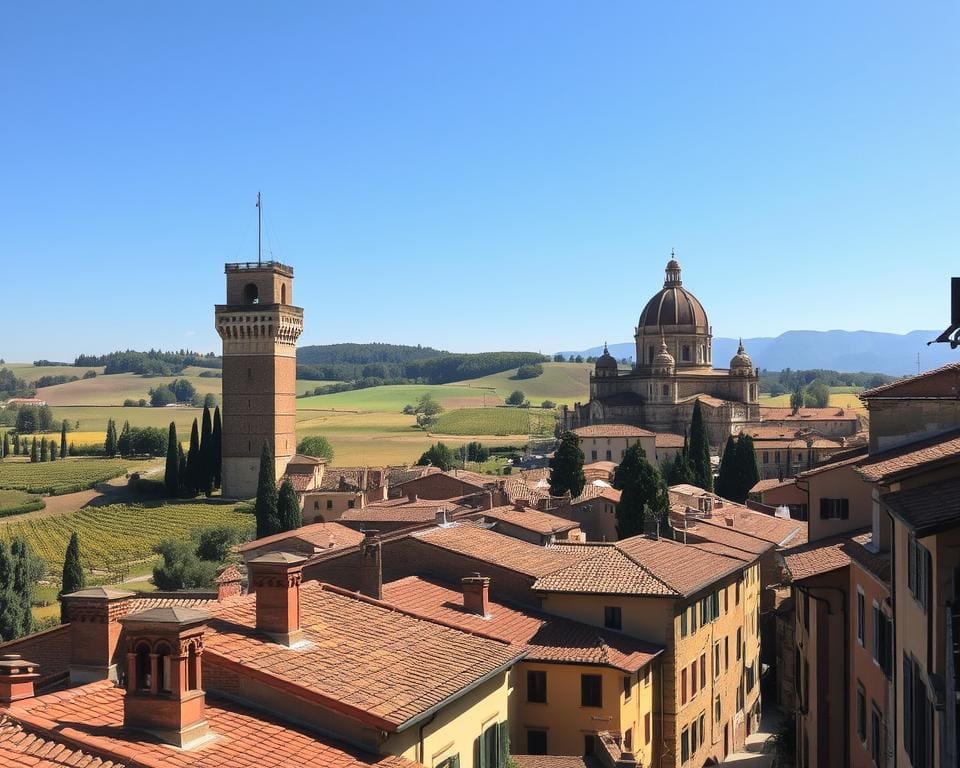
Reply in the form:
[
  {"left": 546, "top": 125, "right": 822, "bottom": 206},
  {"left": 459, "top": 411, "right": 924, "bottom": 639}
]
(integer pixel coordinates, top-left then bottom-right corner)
[{"left": 215, "top": 261, "right": 303, "bottom": 498}]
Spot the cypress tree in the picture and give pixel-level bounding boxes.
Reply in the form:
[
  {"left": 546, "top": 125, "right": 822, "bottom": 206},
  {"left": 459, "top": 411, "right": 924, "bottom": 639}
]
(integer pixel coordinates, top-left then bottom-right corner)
[
  {"left": 666, "top": 448, "right": 695, "bottom": 485},
  {"left": 186, "top": 418, "right": 201, "bottom": 496},
  {"left": 200, "top": 406, "right": 213, "bottom": 497},
  {"left": 733, "top": 434, "right": 761, "bottom": 503},
  {"left": 255, "top": 442, "right": 280, "bottom": 539},
  {"left": 48, "top": 441, "right": 56, "bottom": 462},
  {"left": 212, "top": 406, "right": 223, "bottom": 489},
  {"left": 164, "top": 422, "right": 180, "bottom": 497},
  {"left": 104, "top": 419, "right": 117, "bottom": 457},
  {"left": 1, "top": 432, "right": 7, "bottom": 459},
  {"left": 177, "top": 444, "right": 188, "bottom": 496},
  {"left": 117, "top": 420, "right": 131, "bottom": 457},
  {"left": 60, "top": 420, "right": 67, "bottom": 458},
  {"left": 30, "top": 437, "right": 38, "bottom": 463},
  {"left": 548, "top": 431, "right": 586, "bottom": 498},
  {"left": 715, "top": 435, "right": 737, "bottom": 500},
  {"left": 59, "top": 532, "right": 85, "bottom": 623},
  {"left": 12, "top": 433, "right": 19, "bottom": 456},
  {"left": 613, "top": 443, "right": 669, "bottom": 539},
  {"left": 277, "top": 478, "right": 302, "bottom": 532},
  {"left": 39, "top": 438, "right": 48, "bottom": 462},
  {"left": 688, "top": 399, "right": 713, "bottom": 491}
]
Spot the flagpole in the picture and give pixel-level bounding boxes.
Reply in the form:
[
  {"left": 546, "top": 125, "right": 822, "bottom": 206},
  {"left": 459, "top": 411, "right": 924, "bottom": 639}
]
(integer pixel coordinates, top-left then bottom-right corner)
[{"left": 256, "top": 191, "right": 262, "bottom": 265}]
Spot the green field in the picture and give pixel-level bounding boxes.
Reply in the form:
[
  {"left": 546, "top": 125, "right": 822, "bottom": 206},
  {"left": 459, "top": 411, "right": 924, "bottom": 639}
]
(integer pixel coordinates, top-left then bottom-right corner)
[
  {"left": 0, "top": 489, "right": 44, "bottom": 516},
  {"left": 759, "top": 388, "right": 866, "bottom": 411},
  {"left": 453, "top": 362, "right": 591, "bottom": 406},
  {"left": 0, "top": 500, "right": 254, "bottom": 577},
  {"left": 0, "top": 457, "right": 138, "bottom": 495},
  {"left": 297, "top": 383, "right": 496, "bottom": 412},
  {"left": 432, "top": 407, "right": 557, "bottom": 436},
  {"left": 4, "top": 363, "right": 103, "bottom": 382}
]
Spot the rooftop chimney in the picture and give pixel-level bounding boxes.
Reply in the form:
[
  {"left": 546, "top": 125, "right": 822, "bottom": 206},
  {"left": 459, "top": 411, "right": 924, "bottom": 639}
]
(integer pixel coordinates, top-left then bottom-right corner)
[
  {"left": 215, "top": 565, "right": 244, "bottom": 602},
  {"left": 435, "top": 506, "right": 448, "bottom": 525},
  {"left": 0, "top": 654, "right": 39, "bottom": 703},
  {"left": 408, "top": 492, "right": 418, "bottom": 503},
  {"left": 62, "top": 586, "right": 135, "bottom": 683},
  {"left": 359, "top": 530, "right": 383, "bottom": 600},
  {"left": 120, "top": 607, "right": 209, "bottom": 748},
  {"left": 248, "top": 552, "right": 306, "bottom": 647},
  {"left": 513, "top": 499, "right": 526, "bottom": 512},
  {"left": 462, "top": 573, "right": 491, "bottom": 618}
]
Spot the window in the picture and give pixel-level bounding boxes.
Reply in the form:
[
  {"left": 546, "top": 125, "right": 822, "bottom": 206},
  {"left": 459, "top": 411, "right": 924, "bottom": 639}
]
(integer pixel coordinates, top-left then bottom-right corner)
[
  {"left": 691, "top": 718, "right": 698, "bottom": 753},
  {"left": 680, "top": 610, "right": 688, "bottom": 638},
  {"left": 526, "top": 731, "right": 547, "bottom": 755},
  {"left": 644, "top": 667, "right": 651, "bottom": 686},
  {"left": 724, "top": 587, "right": 729, "bottom": 614},
  {"left": 681, "top": 668, "right": 688, "bottom": 704},
  {"left": 527, "top": 670, "right": 547, "bottom": 703},
  {"left": 682, "top": 345, "right": 690, "bottom": 361},
  {"left": 857, "top": 683, "right": 866, "bottom": 743},
  {"left": 605, "top": 450, "right": 612, "bottom": 461},
  {"left": 907, "top": 533, "right": 931, "bottom": 611},
  {"left": 437, "top": 756, "right": 460, "bottom": 768},
  {"left": 690, "top": 604, "right": 698, "bottom": 633},
  {"left": 591, "top": 450, "right": 598, "bottom": 461},
  {"left": 700, "top": 653, "right": 706, "bottom": 690},
  {"left": 581, "top": 674, "right": 602, "bottom": 707},
  {"left": 873, "top": 606, "right": 893, "bottom": 677},
  {"left": 735, "top": 580, "right": 741, "bottom": 605},
  {"left": 714, "top": 642, "right": 721, "bottom": 678},
  {"left": 711, "top": 591, "right": 720, "bottom": 620},
  {"left": 715, "top": 695, "right": 721, "bottom": 723},
  {"left": 680, "top": 727, "right": 690, "bottom": 762},
  {"left": 903, "top": 654, "right": 934, "bottom": 766},
  {"left": 623, "top": 728, "right": 632, "bottom": 751},
  {"left": 871, "top": 706, "right": 881, "bottom": 766},
  {"left": 479, "top": 723, "right": 502, "bottom": 768},
  {"left": 662, "top": 384, "right": 669, "bottom": 397},
  {"left": 326, "top": 499, "right": 333, "bottom": 510},
  {"left": 819, "top": 497, "right": 850, "bottom": 520},
  {"left": 803, "top": 592, "right": 809, "bottom": 630},
  {"left": 347, "top": 499, "right": 355, "bottom": 509},
  {"left": 745, "top": 660, "right": 755, "bottom": 692},
  {"left": 856, "top": 589, "right": 865, "bottom": 646},
  {"left": 313, "top": 500, "right": 319, "bottom": 510},
  {"left": 698, "top": 713, "right": 705, "bottom": 747},
  {"left": 724, "top": 636, "right": 729, "bottom": 671},
  {"left": 623, "top": 675, "right": 632, "bottom": 699},
  {"left": 763, "top": 451, "right": 769, "bottom": 464},
  {"left": 644, "top": 712, "right": 651, "bottom": 744},
  {"left": 736, "top": 628, "right": 742, "bottom": 660},
  {"left": 691, "top": 659, "right": 698, "bottom": 697},
  {"left": 604, "top": 606, "right": 622, "bottom": 630}
]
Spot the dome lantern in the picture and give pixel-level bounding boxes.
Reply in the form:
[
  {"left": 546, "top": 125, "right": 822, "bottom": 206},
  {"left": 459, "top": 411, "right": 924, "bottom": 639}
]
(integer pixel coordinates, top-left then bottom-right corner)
[
  {"left": 729, "top": 339, "right": 753, "bottom": 375},
  {"left": 595, "top": 342, "right": 618, "bottom": 378}
]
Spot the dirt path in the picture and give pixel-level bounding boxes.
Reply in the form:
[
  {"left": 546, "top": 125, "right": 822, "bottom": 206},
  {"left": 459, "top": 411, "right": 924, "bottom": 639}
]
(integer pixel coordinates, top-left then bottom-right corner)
[{"left": 2, "top": 461, "right": 164, "bottom": 522}]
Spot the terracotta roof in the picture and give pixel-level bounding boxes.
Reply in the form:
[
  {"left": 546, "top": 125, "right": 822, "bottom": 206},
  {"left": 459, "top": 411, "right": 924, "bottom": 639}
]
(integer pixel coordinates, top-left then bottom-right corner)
[
  {"left": 237, "top": 521, "right": 365, "bottom": 555},
  {"left": 760, "top": 406, "right": 859, "bottom": 421},
  {"left": 0, "top": 626, "right": 71, "bottom": 691},
  {"left": 0, "top": 716, "right": 125, "bottom": 768},
  {"left": 126, "top": 594, "right": 219, "bottom": 613},
  {"left": 678, "top": 521, "right": 773, "bottom": 558},
  {"left": 860, "top": 362, "right": 960, "bottom": 399},
  {"left": 519, "top": 467, "right": 552, "bottom": 482},
  {"left": 676, "top": 394, "right": 728, "bottom": 409},
  {"left": 573, "top": 424, "right": 655, "bottom": 438},
  {"left": 503, "top": 477, "right": 551, "bottom": 505},
  {"left": 382, "top": 576, "right": 662, "bottom": 674},
  {"left": 482, "top": 505, "right": 579, "bottom": 535},
  {"left": 797, "top": 451, "right": 869, "bottom": 478},
  {"left": 203, "top": 581, "right": 521, "bottom": 728},
  {"left": 654, "top": 432, "right": 686, "bottom": 448},
  {"left": 616, "top": 535, "right": 751, "bottom": 595},
  {"left": 384, "top": 465, "right": 440, "bottom": 486},
  {"left": 412, "top": 524, "right": 592, "bottom": 579},
  {"left": 5, "top": 681, "right": 418, "bottom": 768},
  {"left": 281, "top": 472, "right": 316, "bottom": 492},
  {"left": 750, "top": 478, "right": 796, "bottom": 494},
  {"left": 583, "top": 460, "right": 618, "bottom": 472},
  {"left": 570, "top": 485, "right": 621, "bottom": 505},
  {"left": 668, "top": 486, "right": 806, "bottom": 547},
  {"left": 287, "top": 453, "right": 327, "bottom": 466},
  {"left": 782, "top": 529, "right": 889, "bottom": 583},
  {"left": 512, "top": 757, "right": 600, "bottom": 768},
  {"left": 856, "top": 429, "right": 960, "bottom": 482},
  {"left": 317, "top": 467, "right": 386, "bottom": 492},
  {"left": 534, "top": 544, "right": 677, "bottom": 596},
  {"left": 340, "top": 501, "right": 465, "bottom": 524},
  {"left": 882, "top": 477, "right": 960, "bottom": 536}
]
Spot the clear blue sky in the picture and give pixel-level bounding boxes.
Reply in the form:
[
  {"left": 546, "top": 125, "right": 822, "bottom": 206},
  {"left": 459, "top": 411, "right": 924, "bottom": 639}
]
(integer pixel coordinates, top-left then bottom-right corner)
[{"left": 2, "top": 1, "right": 957, "bottom": 362}]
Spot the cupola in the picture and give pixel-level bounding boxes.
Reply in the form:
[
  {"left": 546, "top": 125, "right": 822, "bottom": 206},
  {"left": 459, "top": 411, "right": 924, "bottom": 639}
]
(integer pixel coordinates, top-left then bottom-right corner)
[
  {"left": 729, "top": 339, "right": 753, "bottom": 376},
  {"left": 594, "top": 343, "right": 618, "bottom": 378},
  {"left": 652, "top": 337, "right": 676, "bottom": 375}
]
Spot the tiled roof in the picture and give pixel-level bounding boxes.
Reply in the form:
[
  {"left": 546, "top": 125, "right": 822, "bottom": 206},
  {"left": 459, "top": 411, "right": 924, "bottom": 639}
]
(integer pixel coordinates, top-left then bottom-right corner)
[
  {"left": 281, "top": 472, "right": 316, "bottom": 492},
  {"left": 534, "top": 545, "right": 677, "bottom": 596},
  {"left": 860, "top": 362, "right": 960, "bottom": 399},
  {"left": 782, "top": 529, "right": 889, "bottom": 583},
  {"left": 512, "top": 757, "right": 600, "bottom": 768},
  {"left": 0, "top": 626, "right": 71, "bottom": 690},
  {"left": 797, "top": 451, "right": 869, "bottom": 478},
  {"left": 882, "top": 477, "right": 960, "bottom": 536},
  {"left": 0, "top": 716, "right": 125, "bottom": 767},
  {"left": 760, "top": 406, "right": 859, "bottom": 421},
  {"left": 570, "top": 484, "right": 621, "bottom": 505},
  {"left": 856, "top": 429, "right": 960, "bottom": 482},
  {"left": 583, "top": 460, "right": 618, "bottom": 472},
  {"left": 127, "top": 595, "right": 219, "bottom": 613},
  {"left": 616, "top": 535, "right": 749, "bottom": 595},
  {"left": 676, "top": 394, "right": 728, "bottom": 409},
  {"left": 503, "top": 477, "right": 551, "bottom": 505},
  {"left": 654, "top": 432, "right": 686, "bottom": 448},
  {"left": 679, "top": 521, "right": 773, "bottom": 558},
  {"left": 237, "top": 521, "right": 365, "bottom": 555},
  {"left": 412, "top": 524, "right": 592, "bottom": 578},
  {"left": 482, "top": 505, "right": 579, "bottom": 535},
  {"left": 519, "top": 467, "right": 552, "bottom": 482},
  {"left": 382, "top": 576, "right": 662, "bottom": 674},
  {"left": 340, "top": 501, "right": 464, "bottom": 523},
  {"left": 203, "top": 581, "right": 521, "bottom": 728},
  {"left": 750, "top": 478, "right": 796, "bottom": 494},
  {"left": 317, "top": 467, "right": 386, "bottom": 492},
  {"left": 287, "top": 454, "right": 326, "bottom": 466},
  {"left": 573, "top": 424, "right": 655, "bottom": 438},
  {"left": 6, "top": 681, "right": 418, "bottom": 768},
  {"left": 384, "top": 465, "right": 440, "bottom": 486}
]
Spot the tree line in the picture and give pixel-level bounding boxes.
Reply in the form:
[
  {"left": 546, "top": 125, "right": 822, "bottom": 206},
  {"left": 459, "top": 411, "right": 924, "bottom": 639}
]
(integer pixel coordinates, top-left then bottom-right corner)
[
  {"left": 162, "top": 406, "right": 223, "bottom": 497},
  {"left": 759, "top": 367, "right": 895, "bottom": 397},
  {"left": 73, "top": 349, "right": 221, "bottom": 375}
]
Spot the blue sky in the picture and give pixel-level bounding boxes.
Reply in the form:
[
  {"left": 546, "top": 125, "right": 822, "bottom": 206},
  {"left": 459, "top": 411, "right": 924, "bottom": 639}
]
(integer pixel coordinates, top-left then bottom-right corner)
[{"left": 2, "top": 2, "right": 958, "bottom": 362}]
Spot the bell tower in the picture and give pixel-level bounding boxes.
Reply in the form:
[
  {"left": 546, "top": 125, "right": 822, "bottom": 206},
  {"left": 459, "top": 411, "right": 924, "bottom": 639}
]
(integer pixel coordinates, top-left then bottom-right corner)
[{"left": 215, "top": 260, "right": 303, "bottom": 498}]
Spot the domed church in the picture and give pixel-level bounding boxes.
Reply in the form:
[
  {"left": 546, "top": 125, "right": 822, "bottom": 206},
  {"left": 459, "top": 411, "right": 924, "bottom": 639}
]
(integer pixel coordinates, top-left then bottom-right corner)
[{"left": 564, "top": 257, "right": 762, "bottom": 447}]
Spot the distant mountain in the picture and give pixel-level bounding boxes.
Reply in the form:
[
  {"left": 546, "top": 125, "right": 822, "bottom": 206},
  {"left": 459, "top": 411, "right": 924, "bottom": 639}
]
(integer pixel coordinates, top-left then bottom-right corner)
[{"left": 557, "top": 330, "right": 958, "bottom": 376}]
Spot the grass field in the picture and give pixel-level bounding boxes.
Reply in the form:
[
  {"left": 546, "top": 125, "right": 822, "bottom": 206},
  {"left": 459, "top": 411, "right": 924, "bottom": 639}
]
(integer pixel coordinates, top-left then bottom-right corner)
[
  {"left": 0, "top": 457, "right": 139, "bottom": 494},
  {"left": 758, "top": 388, "right": 866, "bottom": 411},
  {"left": 297, "top": 384, "right": 496, "bottom": 412},
  {"left": 453, "top": 362, "right": 591, "bottom": 406},
  {"left": 0, "top": 489, "right": 44, "bottom": 514},
  {"left": 0, "top": 499, "right": 254, "bottom": 577},
  {"left": 432, "top": 407, "right": 557, "bottom": 436},
  {"left": 4, "top": 363, "right": 103, "bottom": 382}
]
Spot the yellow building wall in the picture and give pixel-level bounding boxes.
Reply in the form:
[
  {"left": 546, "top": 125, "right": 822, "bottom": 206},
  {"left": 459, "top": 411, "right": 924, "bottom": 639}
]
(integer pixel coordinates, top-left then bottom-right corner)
[
  {"left": 582, "top": 435, "right": 657, "bottom": 465},
  {"left": 302, "top": 490, "right": 364, "bottom": 522},
  {"left": 388, "top": 671, "right": 512, "bottom": 767}
]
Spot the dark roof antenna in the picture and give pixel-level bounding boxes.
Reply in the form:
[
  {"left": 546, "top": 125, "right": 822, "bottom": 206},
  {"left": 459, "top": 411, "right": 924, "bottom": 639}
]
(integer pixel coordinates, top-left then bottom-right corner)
[{"left": 928, "top": 277, "right": 960, "bottom": 349}]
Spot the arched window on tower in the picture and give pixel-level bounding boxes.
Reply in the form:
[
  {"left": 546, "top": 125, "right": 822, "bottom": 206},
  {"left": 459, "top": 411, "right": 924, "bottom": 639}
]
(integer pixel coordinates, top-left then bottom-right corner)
[
  {"left": 134, "top": 642, "right": 151, "bottom": 691},
  {"left": 155, "top": 642, "right": 172, "bottom": 693},
  {"left": 281, "top": 283, "right": 287, "bottom": 304},
  {"left": 682, "top": 346, "right": 690, "bottom": 362},
  {"left": 243, "top": 283, "right": 259, "bottom": 304},
  {"left": 187, "top": 643, "right": 199, "bottom": 691}
]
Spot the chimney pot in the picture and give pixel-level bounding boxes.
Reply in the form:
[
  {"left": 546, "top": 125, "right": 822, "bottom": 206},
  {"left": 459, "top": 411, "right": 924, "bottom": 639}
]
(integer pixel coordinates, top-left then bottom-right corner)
[
  {"left": 435, "top": 506, "right": 448, "bottom": 525},
  {"left": 462, "top": 573, "right": 491, "bottom": 617},
  {"left": 0, "top": 654, "right": 40, "bottom": 703},
  {"left": 359, "top": 530, "right": 383, "bottom": 600},
  {"left": 248, "top": 552, "right": 307, "bottom": 647},
  {"left": 513, "top": 500, "right": 525, "bottom": 512},
  {"left": 408, "top": 492, "right": 418, "bottom": 503},
  {"left": 61, "top": 587, "right": 135, "bottom": 684},
  {"left": 215, "top": 566, "right": 244, "bottom": 602}
]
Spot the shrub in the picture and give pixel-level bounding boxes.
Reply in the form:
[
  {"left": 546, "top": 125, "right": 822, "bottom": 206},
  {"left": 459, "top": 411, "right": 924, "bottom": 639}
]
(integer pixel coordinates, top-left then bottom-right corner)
[
  {"left": 506, "top": 390, "right": 525, "bottom": 406},
  {"left": 296, "top": 435, "right": 335, "bottom": 461},
  {"left": 541, "top": 400, "right": 556, "bottom": 409},
  {"left": 514, "top": 363, "right": 544, "bottom": 380}
]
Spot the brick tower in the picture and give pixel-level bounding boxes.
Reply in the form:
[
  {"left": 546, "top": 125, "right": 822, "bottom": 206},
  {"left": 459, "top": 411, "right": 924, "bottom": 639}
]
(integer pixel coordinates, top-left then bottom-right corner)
[{"left": 215, "top": 261, "right": 303, "bottom": 498}]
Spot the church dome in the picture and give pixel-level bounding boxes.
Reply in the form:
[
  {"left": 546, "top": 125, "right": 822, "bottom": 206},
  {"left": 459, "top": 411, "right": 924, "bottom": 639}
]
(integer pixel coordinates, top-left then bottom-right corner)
[
  {"left": 638, "top": 259, "right": 709, "bottom": 331},
  {"left": 652, "top": 338, "right": 675, "bottom": 374},
  {"left": 729, "top": 340, "right": 753, "bottom": 374},
  {"left": 595, "top": 343, "right": 618, "bottom": 371}
]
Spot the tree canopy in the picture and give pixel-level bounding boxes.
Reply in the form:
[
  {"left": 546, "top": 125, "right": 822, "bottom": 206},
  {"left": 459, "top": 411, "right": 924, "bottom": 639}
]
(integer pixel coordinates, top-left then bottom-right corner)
[
  {"left": 613, "top": 444, "right": 669, "bottom": 539},
  {"left": 296, "top": 435, "right": 335, "bottom": 461},
  {"left": 255, "top": 442, "right": 280, "bottom": 538},
  {"left": 549, "top": 431, "right": 585, "bottom": 498},
  {"left": 688, "top": 400, "right": 713, "bottom": 491}
]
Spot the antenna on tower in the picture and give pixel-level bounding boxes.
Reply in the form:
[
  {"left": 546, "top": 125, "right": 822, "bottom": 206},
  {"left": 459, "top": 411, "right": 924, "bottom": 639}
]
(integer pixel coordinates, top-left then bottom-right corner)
[
  {"left": 917, "top": 352, "right": 921, "bottom": 376},
  {"left": 256, "top": 191, "right": 262, "bottom": 265}
]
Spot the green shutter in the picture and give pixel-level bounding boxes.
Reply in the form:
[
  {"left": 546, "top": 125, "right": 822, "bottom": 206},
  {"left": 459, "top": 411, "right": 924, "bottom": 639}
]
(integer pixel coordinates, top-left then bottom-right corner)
[{"left": 498, "top": 722, "right": 509, "bottom": 768}]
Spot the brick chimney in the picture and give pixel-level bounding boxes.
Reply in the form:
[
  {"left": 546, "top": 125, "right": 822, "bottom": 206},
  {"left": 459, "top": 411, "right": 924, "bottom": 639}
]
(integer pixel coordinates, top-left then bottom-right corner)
[
  {"left": 120, "top": 607, "right": 209, "bottom": 748},
  {"left": 359, "top": 530, "right": 382, "bottom": 600},
  {"left": 247, "top": 552, "right": 306, "bottom": 647},
  {"left": 0, "top": 654, "right": 39, "bottom": 703},
  {"left": 215, "top": 565, "right": 244, "bottom": 601},
  {"left": 435, "top": 506, "right": 449, "bottom": 525},
  {"left": 513, "top": 499, "right": 526, "bottom": 512},
  {"left": 407, "top": 492, "right": 418, "bottom": 503},
  {"left": 462, "top": 573, "right": 490, "bottom": 618},
  {"left": 61, "top": 586, "right": 134, "bottom": 683}
]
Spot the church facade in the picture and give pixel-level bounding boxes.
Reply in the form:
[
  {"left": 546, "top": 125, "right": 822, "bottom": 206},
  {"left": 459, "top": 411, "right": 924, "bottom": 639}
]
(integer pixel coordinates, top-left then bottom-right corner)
[{"left": 563, "top": 258, "right": 762, "bottom": 447}]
